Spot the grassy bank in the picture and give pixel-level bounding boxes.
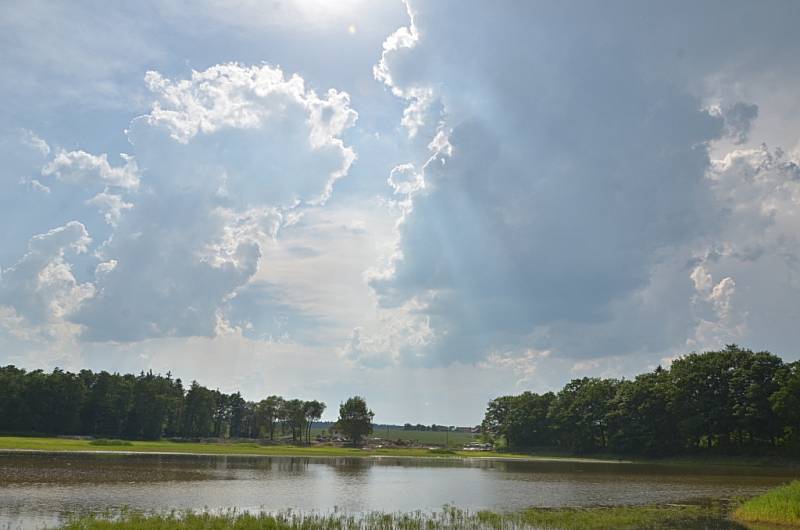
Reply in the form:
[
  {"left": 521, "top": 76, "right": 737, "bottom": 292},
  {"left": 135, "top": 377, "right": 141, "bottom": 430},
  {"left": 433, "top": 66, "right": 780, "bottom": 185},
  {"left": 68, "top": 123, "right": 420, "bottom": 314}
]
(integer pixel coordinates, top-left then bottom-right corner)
[
  {"left": 5, "top": 436, "right": 798, "bottom": 468},
  {"left": 733, "top": 480, "right": 800, "bottom": 527},
  {"left": 61, "top": 504, "right": 729, "bottom": 530},
  {"left": 0, "top": 436, "right": 524, "bottom": 460}
]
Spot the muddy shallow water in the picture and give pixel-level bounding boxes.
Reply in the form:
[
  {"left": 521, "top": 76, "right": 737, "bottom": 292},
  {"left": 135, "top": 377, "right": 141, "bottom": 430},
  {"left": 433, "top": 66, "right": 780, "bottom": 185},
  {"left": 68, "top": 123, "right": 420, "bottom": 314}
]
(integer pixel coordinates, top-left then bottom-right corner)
[{"left": 0, "top": 452, "right": 796, "bottom": 529}]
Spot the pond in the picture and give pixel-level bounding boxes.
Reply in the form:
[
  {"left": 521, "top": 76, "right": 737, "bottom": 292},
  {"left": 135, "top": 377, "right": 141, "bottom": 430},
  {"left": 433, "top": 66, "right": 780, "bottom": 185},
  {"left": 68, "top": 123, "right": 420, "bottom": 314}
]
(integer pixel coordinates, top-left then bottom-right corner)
[{"left": 0, "top": 452, "right": 796, "bottom": 529}]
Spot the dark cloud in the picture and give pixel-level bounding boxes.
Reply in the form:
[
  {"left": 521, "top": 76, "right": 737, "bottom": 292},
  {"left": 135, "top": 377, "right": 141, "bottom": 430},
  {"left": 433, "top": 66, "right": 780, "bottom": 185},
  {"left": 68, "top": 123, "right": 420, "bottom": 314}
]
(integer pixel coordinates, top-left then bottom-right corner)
[{"left": 367, "top": 0, "right": 800, "bottom": 364}]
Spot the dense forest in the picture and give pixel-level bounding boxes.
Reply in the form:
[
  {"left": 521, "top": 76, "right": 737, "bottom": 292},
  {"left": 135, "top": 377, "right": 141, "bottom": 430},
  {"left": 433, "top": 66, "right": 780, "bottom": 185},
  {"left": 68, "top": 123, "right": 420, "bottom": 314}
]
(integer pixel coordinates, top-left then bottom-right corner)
[
  {"left": 483, "top": 345, "right": 800, "bottom": 456},
  {"left": 0, "top": 366, "right": 325, "bottom": 442}
]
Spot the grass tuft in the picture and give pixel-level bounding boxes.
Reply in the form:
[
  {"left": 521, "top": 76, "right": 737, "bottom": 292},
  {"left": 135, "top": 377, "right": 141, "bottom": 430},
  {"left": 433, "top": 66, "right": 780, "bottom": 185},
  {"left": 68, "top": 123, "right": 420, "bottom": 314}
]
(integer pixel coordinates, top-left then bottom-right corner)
[{"left": 733, "top": 480, "right": 800, "bottom": 527}]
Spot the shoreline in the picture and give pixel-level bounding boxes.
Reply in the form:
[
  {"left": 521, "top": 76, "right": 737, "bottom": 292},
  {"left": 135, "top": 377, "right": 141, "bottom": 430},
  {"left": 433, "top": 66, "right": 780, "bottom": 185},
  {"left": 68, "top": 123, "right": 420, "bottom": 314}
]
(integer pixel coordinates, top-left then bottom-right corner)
[
  {"left": 3, "top": 438, "right": 800, "bottom": 469},
  {"left": 0, "top": 446, "right": 631, "bottom": 465},
  {"left": 2, "top": 436, "right": 799, "bottom": 469}
]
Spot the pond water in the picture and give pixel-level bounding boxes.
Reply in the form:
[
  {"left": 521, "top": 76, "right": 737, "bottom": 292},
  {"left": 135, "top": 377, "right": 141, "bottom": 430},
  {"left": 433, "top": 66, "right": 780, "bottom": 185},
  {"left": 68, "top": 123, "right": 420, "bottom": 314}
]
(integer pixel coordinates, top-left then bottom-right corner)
[{"left": 0, "top": 451, "right": 797, "bottom": 529}]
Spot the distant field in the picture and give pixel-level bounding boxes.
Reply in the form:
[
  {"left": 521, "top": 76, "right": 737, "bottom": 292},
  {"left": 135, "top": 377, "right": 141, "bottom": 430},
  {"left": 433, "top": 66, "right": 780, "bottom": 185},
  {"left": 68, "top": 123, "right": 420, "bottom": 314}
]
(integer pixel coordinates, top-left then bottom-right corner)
[
  {"left": 311, "top": 427, "right": 476, "bottom": 446},
  {"left": 0, "top": 436, "right": 498, "bottom": 459}
]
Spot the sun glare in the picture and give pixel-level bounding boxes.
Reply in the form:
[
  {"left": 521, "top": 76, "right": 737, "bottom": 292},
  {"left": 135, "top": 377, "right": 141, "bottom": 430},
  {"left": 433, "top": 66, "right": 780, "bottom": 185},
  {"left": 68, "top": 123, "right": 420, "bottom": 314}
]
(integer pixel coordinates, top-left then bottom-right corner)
[{"left": 295, "top": 0, "right": 365, "bottom": 20}]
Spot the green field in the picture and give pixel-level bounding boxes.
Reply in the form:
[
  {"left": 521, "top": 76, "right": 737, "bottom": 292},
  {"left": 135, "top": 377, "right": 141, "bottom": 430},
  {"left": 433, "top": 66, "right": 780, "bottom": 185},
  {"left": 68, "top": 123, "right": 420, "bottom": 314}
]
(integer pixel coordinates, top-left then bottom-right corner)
[
  {"left": 60, "top": 504, "right": 727, "bottom": 530},
  {"left": 311, "top": 426, "right": 476, "bottom": 446},
  {"left": 0, "top": 436, "right": 511, "bottom": 459}
]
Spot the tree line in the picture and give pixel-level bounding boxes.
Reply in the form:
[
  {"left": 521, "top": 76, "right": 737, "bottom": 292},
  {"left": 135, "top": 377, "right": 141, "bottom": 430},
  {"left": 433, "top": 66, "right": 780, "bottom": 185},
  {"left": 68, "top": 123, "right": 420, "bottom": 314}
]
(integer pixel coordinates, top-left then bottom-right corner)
[
  {"left": 482, "top": 345, "right": 800, "bottom": 456},
  {"left": 0, "top": 366, "right": 329, "bottom": 442}
]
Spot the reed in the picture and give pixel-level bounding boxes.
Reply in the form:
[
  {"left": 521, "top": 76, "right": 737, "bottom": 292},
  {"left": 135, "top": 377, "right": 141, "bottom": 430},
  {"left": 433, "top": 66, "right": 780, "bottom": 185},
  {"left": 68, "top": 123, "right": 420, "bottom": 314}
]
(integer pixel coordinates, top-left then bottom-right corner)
[{"left": 61, "top": 504, "right": 728, "bottom": 530}]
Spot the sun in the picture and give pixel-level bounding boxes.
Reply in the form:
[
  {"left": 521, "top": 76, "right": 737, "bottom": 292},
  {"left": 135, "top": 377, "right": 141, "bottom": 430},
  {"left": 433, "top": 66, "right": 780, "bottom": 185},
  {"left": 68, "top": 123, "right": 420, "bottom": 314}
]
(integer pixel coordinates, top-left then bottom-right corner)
[{"left": 348, "top": 24, "right": 357, "bottom": 35}]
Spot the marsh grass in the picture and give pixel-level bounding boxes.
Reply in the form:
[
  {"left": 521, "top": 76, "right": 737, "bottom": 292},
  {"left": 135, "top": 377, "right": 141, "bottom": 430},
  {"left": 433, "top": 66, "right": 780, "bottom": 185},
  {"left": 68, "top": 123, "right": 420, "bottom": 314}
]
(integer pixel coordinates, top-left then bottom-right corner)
[
  {"left": 60, "top": 504, "right": 736, "bottom": 530},
  {"left": 89, "top": 439, "right": 134, "bottom": 446},
  {"left": 733, "top": 480, "right": 800, "bottom": 527}
]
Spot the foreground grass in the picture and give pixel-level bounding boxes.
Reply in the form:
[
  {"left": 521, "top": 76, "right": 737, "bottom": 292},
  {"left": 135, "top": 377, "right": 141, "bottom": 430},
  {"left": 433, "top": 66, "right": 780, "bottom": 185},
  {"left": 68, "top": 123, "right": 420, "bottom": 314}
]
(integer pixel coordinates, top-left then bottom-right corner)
[
  {"left": 61, "top": 504, "right": 731, "bottom": 530},
  {"left": 733, "top": 480, "right": 800, "bottom": 527},
  {"left": 0, "top": 436, "right": 525, "bottom": 460},
  {"left": 516, "top": 504, "right": 728, "bottom": 529}
]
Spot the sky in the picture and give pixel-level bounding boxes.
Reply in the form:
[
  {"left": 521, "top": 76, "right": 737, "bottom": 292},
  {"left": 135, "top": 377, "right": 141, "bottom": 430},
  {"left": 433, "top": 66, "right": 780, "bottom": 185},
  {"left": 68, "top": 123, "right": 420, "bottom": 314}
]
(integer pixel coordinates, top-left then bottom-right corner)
[{"left": 1, "top": 0, "right": 800, "bottom": 425}]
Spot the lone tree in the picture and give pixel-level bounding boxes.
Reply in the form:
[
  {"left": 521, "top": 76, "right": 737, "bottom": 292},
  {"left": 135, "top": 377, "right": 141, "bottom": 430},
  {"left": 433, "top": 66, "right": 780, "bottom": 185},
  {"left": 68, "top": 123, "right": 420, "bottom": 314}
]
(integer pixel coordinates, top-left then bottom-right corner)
[{"left": 336, "top": 396, "right": 374, "bottom": 446}]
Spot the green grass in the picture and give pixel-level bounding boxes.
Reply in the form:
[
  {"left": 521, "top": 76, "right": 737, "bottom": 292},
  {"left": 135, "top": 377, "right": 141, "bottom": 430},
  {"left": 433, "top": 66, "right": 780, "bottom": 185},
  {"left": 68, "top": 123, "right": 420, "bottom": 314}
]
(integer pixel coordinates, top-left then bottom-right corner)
[
  {"left": 0, "top": 435, "right": 521, "bottom": 460},
  {"left": 733, "top": 480, "right": 800, "bottom": 527},
  {"left": 314, "top": 427, "right": 477, "bottom": 447},
  {"left": 89, "top": 439, "right": 133, "bottom": 446},
  {"left": 60, "top": 504, "right": 729, "bottom": 530}
]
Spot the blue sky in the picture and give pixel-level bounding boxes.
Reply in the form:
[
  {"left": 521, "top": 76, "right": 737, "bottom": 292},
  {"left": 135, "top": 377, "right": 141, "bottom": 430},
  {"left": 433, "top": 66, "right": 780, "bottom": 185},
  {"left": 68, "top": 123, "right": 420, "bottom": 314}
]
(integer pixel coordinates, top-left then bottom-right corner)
[{"left": 1, "top": 0, "right": 800, "bottom": 425}]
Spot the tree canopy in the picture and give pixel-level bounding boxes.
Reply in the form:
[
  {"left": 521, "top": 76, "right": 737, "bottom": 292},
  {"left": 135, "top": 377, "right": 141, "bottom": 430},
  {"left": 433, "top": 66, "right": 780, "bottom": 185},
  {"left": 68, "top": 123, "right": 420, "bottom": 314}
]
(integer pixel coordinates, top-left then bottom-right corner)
[
  {"left": 0, "top": 366, "right": 325, "bottom": 443},
  {"left": 336, "top": 396, "right": 374, "bottom": 446},
  {"left": 483, "top": 345, "right": 800, "bottom": 456}
]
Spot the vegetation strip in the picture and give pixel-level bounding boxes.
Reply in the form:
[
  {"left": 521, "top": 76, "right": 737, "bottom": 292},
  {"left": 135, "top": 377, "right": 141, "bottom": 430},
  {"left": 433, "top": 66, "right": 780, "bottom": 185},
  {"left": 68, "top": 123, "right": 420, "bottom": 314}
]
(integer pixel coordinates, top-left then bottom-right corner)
[
  {"left": 0, "top": 436, "right": 528, "bottom": 459},
  {"left": 60, "top": 504, "right": 728, "bottom": 530},
  {"left": 733, "top": 480, "right": 800, "bottom": 527}
]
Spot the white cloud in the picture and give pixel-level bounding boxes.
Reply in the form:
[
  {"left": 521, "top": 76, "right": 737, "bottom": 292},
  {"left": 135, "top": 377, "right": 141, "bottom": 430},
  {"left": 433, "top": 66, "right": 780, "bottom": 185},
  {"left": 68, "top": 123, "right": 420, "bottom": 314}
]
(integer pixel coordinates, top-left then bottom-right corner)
[
  {"left": 340, "top": 299, "right": 435, "bottom": 368},
  {"left": 20, "top": 129, "right": 50, "bottom": 156},
  {"left": 480, "top": 349, "right": 551, "bottom": 385},
  {"left": 0, "top": 221, "right": 94, "bottom": 330},
  {"left": 86, "top": 190, "right": 133, "bottom": 226},
  {"left": 66, "top": 63, "right": 359, "bottom": 342},
  {"left": 42, "top": 150, "right": 140, "bottom": 190},
  {"left": 688, "top": 143, "right": 800, "bottom": 354}
]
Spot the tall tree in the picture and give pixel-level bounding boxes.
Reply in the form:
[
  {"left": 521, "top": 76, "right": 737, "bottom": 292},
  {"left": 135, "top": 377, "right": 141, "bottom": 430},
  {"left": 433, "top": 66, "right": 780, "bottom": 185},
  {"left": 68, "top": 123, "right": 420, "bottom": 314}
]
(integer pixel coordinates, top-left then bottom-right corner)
[
  {"left": 336, "top": 396, "right": 374, "bottom": 446},
  {"left": 256, "top": 396, "right": 284, "bottom": 440},
  {"left": 182, "top": 382, "right": 216, "bottom": 437},
  {"left": 606, "top": 368, "right": 678, "bottom": 456},
  {"left": 228, "top": 392, "right": 247, "bottom": 438},
  {"left": 549, "top": 377, "right": 619, "bottom": 454},
  {"left": 772, "top": 361, "right": 800, "bottom": 446},
  {"left": 283, "top": 399, "right": 306, "bottom": 443},
  {"left": 303, "top": 400, "right": 326, "bottom": 444}
]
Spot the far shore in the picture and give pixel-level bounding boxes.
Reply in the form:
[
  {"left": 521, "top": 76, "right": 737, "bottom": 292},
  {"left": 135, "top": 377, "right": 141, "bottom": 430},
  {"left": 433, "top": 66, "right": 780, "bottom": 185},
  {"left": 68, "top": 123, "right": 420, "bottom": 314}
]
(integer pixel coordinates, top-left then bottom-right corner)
[{"left": 3, "top": 436, "right": 800, "bottom": 469}]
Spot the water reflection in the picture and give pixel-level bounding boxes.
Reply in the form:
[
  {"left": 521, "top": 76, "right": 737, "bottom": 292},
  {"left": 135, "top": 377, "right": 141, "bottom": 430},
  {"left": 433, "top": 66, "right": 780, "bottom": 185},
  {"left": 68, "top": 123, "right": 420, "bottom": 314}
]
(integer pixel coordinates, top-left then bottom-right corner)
[{"left": 0, "top": 452, "right": 797, "bottom": 529}]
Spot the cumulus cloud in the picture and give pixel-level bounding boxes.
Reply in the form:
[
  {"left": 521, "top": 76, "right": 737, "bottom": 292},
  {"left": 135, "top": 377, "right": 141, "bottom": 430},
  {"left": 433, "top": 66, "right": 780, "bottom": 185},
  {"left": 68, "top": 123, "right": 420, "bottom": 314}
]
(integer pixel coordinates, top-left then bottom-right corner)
[
  {"left": 66, "top": 63, "right": 358, "bottom": 342},
  {"left": 86, "top": 190, "right": 133, "bottom": 226},
  {"left": 717, "top": 102, "right": 760, "bottom": 145},
  {"left": 42, "top": 150, "right": 140, "bottom": 190},
  {"left": 693, "top": 143, "right": 800, "bottom": 354},
  {"left": 0, "top": 61, "right": 359, "bottom": 344},
  {"left": 688, "top": 264, "right": 742, "bottom": 350},
  {"left": 369, "top": 2, "right": 720, "bottom": 363},
  {"left": 363, "top": 0, "right": 800, "bottom": 366},
  {"left": 0, "top": 222, "right": 94, "bottom": 330},
  {"left": 140, "top": 63, "right": 356, "bottom": 205},
  {"left": 340, "top": 300, "right": 434, "bottom": 368}
]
